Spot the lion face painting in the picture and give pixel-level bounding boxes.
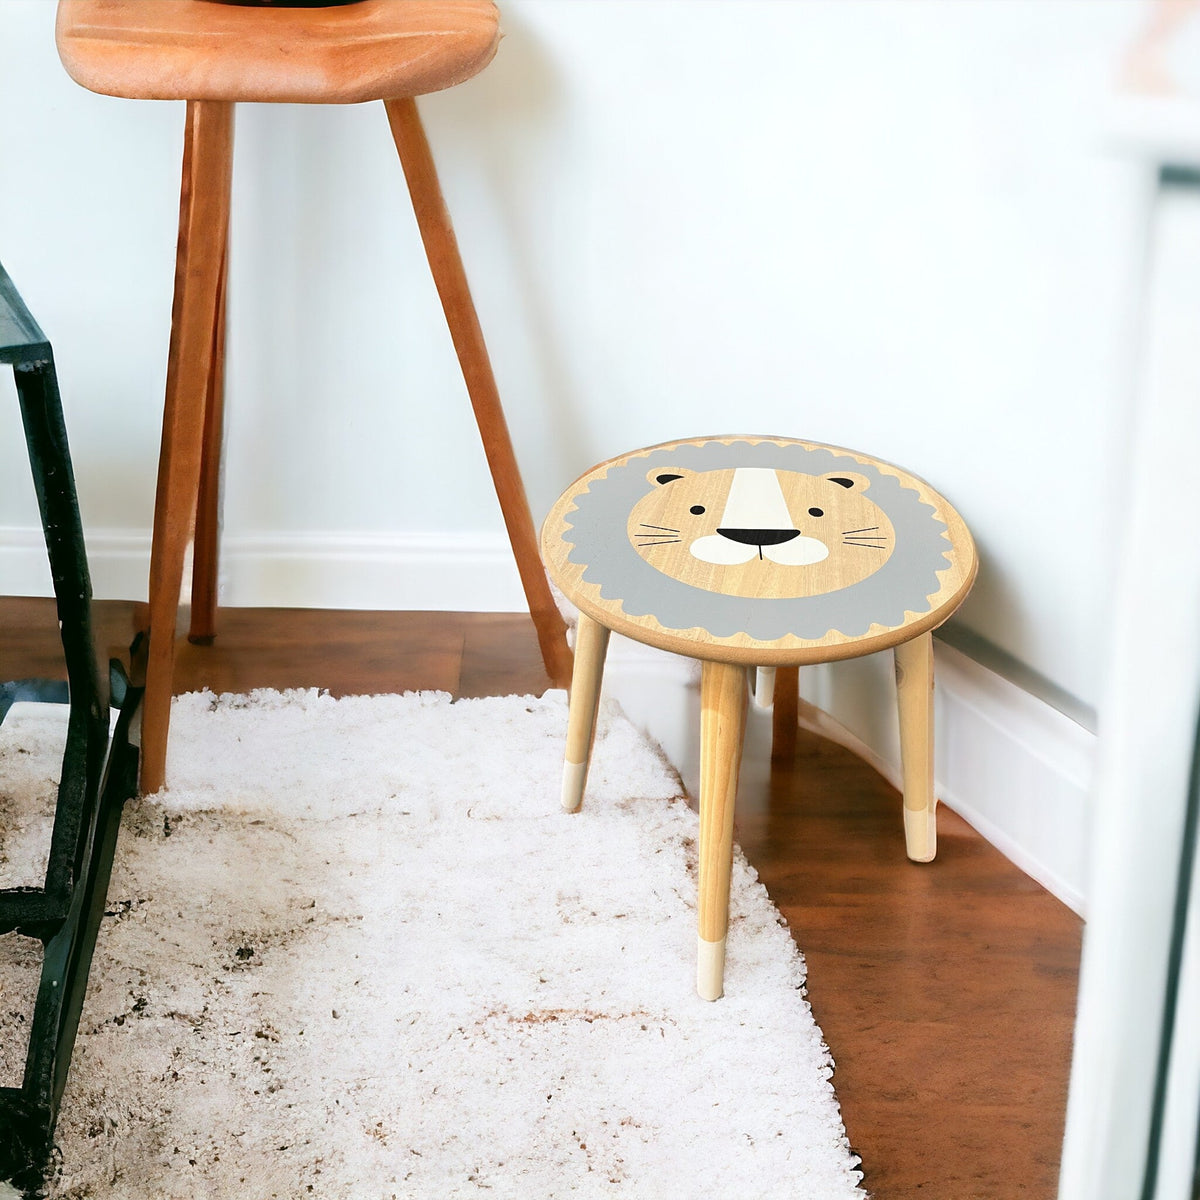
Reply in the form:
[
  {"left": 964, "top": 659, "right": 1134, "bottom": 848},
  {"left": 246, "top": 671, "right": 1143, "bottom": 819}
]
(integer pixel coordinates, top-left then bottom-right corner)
[
  {"left": 543, "top": 437, "right": 972, "bottom": 654},
  {"left": 626, "top": 466, "right": 896, "bottom": 599}
]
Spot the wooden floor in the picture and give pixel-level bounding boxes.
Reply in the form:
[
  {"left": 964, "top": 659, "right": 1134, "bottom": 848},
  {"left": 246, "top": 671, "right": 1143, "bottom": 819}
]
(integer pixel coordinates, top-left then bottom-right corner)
[{"left": 3, "top": 599, "right": 1082, "bottom": 1198}]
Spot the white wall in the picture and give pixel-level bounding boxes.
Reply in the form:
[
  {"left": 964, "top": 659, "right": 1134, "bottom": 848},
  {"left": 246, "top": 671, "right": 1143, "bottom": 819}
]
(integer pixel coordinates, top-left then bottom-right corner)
[{"left": 0, "top": 1, "right": 1147, "bottom": 717}]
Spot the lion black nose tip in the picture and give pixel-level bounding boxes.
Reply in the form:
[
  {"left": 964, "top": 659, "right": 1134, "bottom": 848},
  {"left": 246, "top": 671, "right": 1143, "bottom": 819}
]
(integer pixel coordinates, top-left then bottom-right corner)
[{"left": 717, "top": 528, "right": 801, "bottom": 547}]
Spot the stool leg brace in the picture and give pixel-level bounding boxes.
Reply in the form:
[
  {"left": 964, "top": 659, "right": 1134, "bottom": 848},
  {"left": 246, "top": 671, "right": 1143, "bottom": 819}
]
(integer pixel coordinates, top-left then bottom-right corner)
[{"left": 0, "top": 263, "right": 143, "bottom": 1195}]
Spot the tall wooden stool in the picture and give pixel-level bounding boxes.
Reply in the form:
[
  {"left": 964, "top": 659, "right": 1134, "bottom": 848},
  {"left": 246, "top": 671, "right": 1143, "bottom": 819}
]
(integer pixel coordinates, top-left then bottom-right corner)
[
  {"left": 540, "top": 435, "right": 977, "bottom": 1000},
  {"left": 55, "top": 0, "right": 573, "bottom": 795}
]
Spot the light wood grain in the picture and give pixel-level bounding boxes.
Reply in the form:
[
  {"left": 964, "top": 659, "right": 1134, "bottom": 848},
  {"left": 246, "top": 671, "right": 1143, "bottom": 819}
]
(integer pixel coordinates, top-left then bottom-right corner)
[
  {"left": 542, "top": 435, "right": 977, "bottom": 668},
  {"left": 697, "top": 658, "right": 748, "bottom": 1000},
  {"left": 55, "top": 0, "right": 500, "bottom": 103},
  {"left": 624, "top": 464, "right": 896, "bottom": 600},
  {"left": 140, "top": 99, "right": 234, "bottom": 797},
  {"left": 894, "top": 632, "right": 937, "bottom": 862},
  {"left": 386, "top": 96, "right": 573, "bottom": 689},
  {"left": 561, "top": 612, "right": 609, "bottom": 813}
]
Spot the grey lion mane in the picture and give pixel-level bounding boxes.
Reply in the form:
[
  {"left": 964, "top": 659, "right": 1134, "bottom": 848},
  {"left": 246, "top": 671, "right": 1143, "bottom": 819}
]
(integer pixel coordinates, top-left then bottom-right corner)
[{"left": 563, "top": 440, "right": 951, "bottom": 642}]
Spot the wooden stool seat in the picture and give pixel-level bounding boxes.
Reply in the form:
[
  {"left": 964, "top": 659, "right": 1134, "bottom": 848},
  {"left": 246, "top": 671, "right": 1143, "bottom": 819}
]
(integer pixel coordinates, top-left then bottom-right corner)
[
  {"left": 55, "top": 0, "right": 500, "bottom": 104},
  {"left": 541, "top": 435, "right": 978, "bottom": 999},
  {"left": 55, "top": 0, "right": 572, "bottom": 798}
]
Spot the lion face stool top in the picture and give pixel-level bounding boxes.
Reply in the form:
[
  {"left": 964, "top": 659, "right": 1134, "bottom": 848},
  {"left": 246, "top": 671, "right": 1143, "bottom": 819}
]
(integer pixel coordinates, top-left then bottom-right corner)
[{"left": 540, "top": 436, "right": 977, "bottom": 1001}]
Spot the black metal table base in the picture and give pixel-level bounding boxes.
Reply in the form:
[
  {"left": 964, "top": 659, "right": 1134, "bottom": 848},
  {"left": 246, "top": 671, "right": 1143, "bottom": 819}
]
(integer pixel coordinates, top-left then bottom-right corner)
[{"left": 1, "top": 263, "right": 142, "bottom": 1196}]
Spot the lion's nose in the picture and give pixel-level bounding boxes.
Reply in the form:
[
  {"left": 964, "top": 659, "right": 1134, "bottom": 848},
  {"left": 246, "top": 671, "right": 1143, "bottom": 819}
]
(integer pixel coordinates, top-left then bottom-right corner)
[{"left": 716, "top": 528, "right": 801, "bottom": 547}]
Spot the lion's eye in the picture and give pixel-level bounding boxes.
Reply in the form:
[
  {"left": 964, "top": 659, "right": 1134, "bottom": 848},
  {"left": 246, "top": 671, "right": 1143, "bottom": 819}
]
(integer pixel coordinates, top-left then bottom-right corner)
[
  {"left": 808, "top": 507, "right": 824, "bottom": 517},
  {"left": 689, "top": 505, "right": 706, "bottom": 515}
]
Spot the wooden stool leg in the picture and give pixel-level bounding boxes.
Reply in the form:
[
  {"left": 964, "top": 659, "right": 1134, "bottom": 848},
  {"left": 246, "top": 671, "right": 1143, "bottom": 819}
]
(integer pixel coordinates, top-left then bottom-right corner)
[
  {"left": 561, "top": 613, "right": 610, "bottom": 812},
  {"left": 770, "top": 664, "right": 799, "bottom": 763},
  {"left": 140, "top": 99, "right": 235, "bottom": 795},
  {"left": 188, "top": 233, "right": 229, "bottom": 645},
  {"left": 383, "top": 97, "right": 573, "bottom": 690},
  {"left": 894, "top": 632, "right": 937, "bottom": 862},
  {"left": 697, "top": 659, "right": 748, "bottom": 1001}
]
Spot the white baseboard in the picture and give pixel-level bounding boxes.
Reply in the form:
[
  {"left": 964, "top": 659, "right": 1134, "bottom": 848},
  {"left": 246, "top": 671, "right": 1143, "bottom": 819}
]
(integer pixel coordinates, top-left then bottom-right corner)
[
  {"left": 796, "top": 641, "right": 1095, "bottom": 915},
  {"left": 3, "top": 525, "right": 1095, "bottom": 912},
  {"left": 599, "top": 635, "right": 1095, "bottom": 917},
  {"left": 216, "top": 532, "right": 528, "bottom": 612},
  {"left": 0, "top": 527, "right": 528, "bottom": 612}
]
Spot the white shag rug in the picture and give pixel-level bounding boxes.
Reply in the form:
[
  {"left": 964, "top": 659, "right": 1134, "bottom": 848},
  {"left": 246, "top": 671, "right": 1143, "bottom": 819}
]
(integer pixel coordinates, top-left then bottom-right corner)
[{"left": 0, "top": 689, "right": 865, "bottom": 1199}]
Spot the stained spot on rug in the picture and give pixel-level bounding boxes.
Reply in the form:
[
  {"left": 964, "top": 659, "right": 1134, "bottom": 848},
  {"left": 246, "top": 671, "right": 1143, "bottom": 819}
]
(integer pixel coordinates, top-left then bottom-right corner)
[{"left": 482, "top": 1006, "right": 661, "bottom": 1026}]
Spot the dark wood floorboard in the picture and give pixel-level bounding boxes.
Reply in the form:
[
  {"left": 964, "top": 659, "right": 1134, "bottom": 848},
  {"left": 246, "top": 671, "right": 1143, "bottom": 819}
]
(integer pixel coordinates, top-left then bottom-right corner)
[
  {"left": 2, "top": 600, "right": 1082, "bottom": 1198},
  {"left": 735, "top": 736, "right": 1081, "bottom": 1198}
]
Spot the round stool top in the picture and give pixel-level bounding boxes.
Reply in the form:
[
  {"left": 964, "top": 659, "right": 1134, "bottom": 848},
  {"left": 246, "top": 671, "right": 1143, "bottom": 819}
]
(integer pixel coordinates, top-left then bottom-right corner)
[
  {"left": 541, "top": 435, "right": 978, "bottom": 667},
  {"left": 55, "top": 0, "right": 500, "bottom": 104}
]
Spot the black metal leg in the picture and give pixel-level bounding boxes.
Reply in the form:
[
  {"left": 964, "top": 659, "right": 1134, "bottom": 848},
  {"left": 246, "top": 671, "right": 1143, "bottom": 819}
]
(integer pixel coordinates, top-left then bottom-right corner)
[
  {"left": 13, "top": 358, "right": 108, "bottom": 898},
  {"left": 23, "top": 665, "right": 141, "bottom": 1128},
  {"left": 0, "top": 669, "right": 140, "bottom": 1196},
  {"left": 1, "top": 263, "right": 142, "bottom": 1196}
]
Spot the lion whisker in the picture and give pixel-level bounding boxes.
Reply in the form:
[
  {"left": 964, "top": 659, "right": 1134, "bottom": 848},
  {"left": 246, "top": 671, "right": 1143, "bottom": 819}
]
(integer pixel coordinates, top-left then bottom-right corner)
[
  {"left": 638, "top": 523, "right": 681, "bottom": 532},
  {"left": 842, "top": 526, "right": 880, "bottom": 535},
  {"left": 637, "top": 540, "right": 681, "bottom": 548},
  {"left": 843, "top": 541, "right": 886, "bottom": 549}
]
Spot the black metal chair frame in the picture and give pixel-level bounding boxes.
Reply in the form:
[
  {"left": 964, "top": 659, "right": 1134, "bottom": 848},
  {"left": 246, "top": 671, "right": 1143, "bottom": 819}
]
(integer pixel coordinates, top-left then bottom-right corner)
[{"left": 0, "top": 261, "right": 142, "bottom": 1196}]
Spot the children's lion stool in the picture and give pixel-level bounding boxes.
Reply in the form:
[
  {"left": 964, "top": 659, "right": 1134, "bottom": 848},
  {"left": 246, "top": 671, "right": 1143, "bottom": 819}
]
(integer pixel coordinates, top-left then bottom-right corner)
[{"left": 540, "top": 435, "right": 977, "bottom": 1000}]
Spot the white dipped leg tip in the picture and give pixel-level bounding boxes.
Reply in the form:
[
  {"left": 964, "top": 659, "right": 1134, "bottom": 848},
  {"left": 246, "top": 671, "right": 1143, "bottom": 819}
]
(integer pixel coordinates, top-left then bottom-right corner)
[
  {"left": 561, "top": 761, "right": 587, "bottom": 812},
  {"left": 696, "top": 935, "right": 727, "bottom": 1001},
  {"left": 904, "top": 804, "right": 937, "bottom": 862}
]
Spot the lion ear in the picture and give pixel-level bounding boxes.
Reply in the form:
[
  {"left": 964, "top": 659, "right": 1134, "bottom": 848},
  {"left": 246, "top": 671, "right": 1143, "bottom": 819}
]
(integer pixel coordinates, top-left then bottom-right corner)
[
  {"left": 822, "top": 471, "right": 871, "bottom": 493},
  {"left": 647, "top": 468, "right": 692, "bottom": 486}
]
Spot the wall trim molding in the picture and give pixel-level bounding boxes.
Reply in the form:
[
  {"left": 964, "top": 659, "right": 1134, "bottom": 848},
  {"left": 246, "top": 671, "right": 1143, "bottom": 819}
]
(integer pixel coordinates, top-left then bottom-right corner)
[
  {"left": 798, "top": 640, "right": 1094, "bottom": 914},
  {"left": 0, "top": 526, "right": 529, "bottom": 612},
  {"left": 602, "top": 634, "right": 1095, "bottom": 916}
]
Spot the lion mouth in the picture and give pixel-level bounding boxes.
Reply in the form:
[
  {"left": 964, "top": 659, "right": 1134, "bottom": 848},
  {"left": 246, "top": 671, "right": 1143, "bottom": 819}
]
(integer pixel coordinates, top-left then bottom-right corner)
[{"left": 716, "top": 528, "right": 801, "bottom": 548}]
